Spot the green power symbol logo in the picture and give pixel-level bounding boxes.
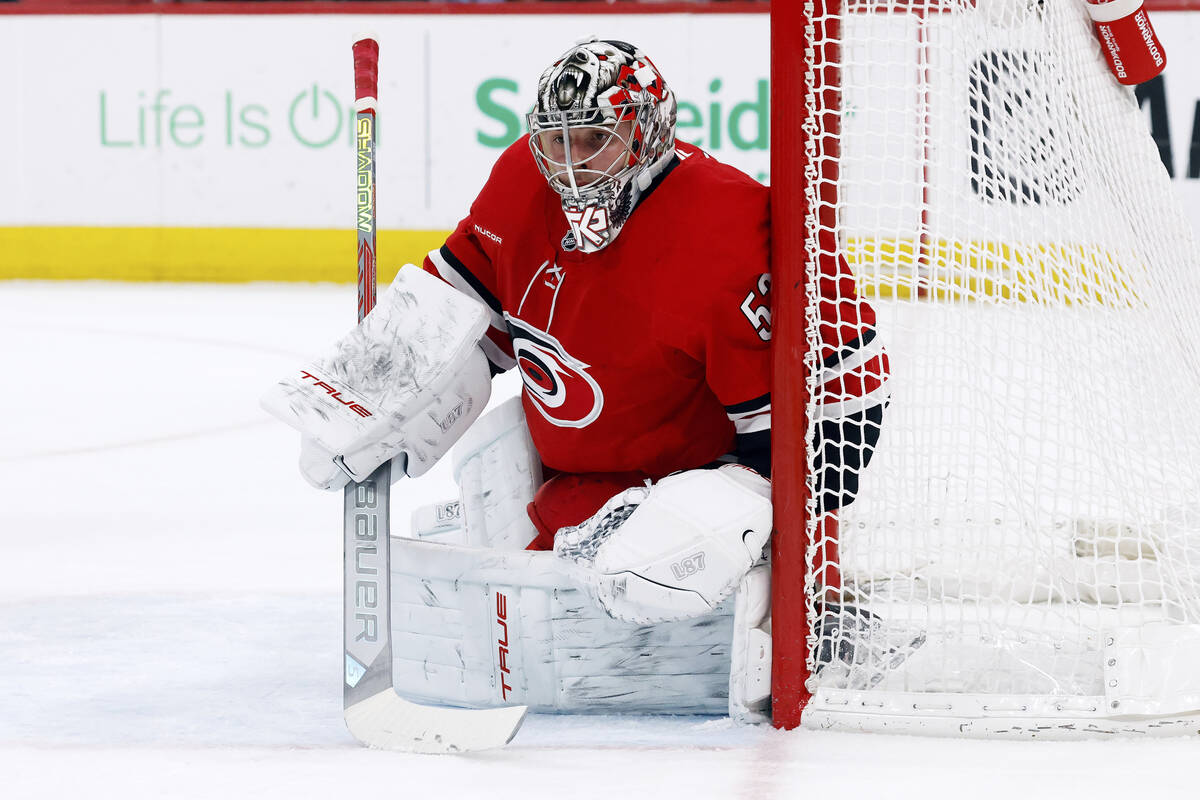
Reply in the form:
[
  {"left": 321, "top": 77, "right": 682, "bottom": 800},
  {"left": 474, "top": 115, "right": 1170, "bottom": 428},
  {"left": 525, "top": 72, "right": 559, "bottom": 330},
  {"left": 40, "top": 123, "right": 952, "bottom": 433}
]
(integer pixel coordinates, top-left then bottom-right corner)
[{"left": 290, "top": 84, "right": 342, "bottom": 147}]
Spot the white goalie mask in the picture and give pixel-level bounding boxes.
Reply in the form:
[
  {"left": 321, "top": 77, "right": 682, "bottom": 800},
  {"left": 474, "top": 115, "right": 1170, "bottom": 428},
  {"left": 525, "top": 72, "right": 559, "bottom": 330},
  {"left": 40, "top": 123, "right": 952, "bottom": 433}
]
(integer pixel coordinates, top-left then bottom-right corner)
[{"left": 527, "top": 39, "right": 677, "bottom": 254}]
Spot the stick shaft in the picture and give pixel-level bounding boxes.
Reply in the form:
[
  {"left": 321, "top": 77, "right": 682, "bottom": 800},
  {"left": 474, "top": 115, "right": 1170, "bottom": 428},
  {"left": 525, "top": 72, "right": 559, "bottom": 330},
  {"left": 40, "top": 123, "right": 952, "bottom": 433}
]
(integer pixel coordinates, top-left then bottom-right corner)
[
  {"left": 344, "top": 33, "right": 393, "bottom": 722},
  {"left": 340, "top": 37, "right": 527, "bottom": 752}
]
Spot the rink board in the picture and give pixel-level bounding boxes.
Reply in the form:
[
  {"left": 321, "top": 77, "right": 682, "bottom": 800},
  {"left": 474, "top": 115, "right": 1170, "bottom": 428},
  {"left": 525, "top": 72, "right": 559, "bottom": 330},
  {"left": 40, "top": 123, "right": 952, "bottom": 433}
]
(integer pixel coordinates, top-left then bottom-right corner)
[{"left": 1, "top": 7, "right": 1198, "bottom": 281}]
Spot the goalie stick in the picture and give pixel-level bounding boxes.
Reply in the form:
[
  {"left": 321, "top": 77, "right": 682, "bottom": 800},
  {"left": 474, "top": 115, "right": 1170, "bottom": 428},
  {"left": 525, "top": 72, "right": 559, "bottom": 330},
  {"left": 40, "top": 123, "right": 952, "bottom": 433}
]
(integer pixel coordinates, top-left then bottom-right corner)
[{"left": 341, "top": 36, "right": 527, "bottom": 754}]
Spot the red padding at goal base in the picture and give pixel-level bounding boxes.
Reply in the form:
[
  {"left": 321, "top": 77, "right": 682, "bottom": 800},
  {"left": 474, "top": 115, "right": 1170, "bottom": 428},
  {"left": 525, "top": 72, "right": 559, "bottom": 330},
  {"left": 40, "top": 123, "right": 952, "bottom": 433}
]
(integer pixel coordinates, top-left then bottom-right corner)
[{"left": 353, "top": 38, "right": 379, "bottom": 101}]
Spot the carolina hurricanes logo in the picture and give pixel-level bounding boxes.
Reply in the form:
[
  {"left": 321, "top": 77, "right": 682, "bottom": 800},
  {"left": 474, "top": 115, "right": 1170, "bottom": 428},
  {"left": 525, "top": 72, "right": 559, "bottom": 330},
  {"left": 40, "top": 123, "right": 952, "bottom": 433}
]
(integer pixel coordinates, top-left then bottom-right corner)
[{"left": 504, "top": 314, "right": 604, "bottom": 428}]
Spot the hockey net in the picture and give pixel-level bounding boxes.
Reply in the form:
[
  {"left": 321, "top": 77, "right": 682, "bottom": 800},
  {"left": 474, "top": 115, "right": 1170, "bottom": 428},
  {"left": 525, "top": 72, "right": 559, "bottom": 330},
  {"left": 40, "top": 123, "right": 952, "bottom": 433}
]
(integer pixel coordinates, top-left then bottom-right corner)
[{"left": 771, "top": 0, "right": 1200, "bottom": 736}]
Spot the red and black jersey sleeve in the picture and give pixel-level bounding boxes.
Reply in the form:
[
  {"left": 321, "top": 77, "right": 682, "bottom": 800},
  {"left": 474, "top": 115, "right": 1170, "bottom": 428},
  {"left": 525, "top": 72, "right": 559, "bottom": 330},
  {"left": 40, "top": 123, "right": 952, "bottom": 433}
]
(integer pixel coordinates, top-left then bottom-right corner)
[
  {"left": 660, "top": 149, "right": 889, "bottom": 499},
  {"left": 702, "top": 243, "right": 773, "bottom": 478},
  {"left": 661, "top": 160, "right": 774, "bottom": 476},
  {"left": 813, "top": 252, "right": 890, "bottom": 417},
  {"left": 810, "top": 251, "right": 891, "bottom": 512}
]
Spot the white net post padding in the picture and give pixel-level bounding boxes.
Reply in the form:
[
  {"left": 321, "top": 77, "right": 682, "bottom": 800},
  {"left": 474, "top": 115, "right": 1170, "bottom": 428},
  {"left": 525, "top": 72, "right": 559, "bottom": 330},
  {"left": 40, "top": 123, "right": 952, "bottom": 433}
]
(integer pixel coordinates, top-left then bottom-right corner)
[{"left": 800, "top": 0, "right": 1200, "bottom": 736}]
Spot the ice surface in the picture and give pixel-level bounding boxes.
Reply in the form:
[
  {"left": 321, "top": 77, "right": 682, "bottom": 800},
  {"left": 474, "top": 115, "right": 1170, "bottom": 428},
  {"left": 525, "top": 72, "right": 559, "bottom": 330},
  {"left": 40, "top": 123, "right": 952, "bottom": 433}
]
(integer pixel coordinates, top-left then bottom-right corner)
[{"left": 1, "top": 282, "right": 1196, "bottom": 799}]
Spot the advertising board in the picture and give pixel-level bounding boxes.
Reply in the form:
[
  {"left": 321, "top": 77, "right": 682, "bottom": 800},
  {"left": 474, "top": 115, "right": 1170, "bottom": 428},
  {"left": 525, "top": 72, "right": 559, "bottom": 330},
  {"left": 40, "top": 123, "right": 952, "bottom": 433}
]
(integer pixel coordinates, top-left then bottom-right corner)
[{"left": 0, "top": 6, "right": 1196, "bottom": 280}]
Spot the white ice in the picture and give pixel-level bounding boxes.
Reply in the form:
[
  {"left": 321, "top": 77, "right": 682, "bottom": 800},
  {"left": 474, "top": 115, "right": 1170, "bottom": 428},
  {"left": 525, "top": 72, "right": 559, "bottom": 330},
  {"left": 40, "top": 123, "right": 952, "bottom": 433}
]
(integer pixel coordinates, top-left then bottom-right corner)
[{"left": 1, "top": 282, "right": 1196, "bottom": 800}]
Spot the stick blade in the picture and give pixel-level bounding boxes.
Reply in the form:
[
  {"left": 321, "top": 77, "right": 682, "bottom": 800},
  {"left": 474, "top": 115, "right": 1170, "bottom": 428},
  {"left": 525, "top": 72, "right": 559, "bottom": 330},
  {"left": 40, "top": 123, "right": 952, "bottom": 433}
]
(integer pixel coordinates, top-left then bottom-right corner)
[{"left": 345, "top": 690, "right": 528, "bottom": 754}]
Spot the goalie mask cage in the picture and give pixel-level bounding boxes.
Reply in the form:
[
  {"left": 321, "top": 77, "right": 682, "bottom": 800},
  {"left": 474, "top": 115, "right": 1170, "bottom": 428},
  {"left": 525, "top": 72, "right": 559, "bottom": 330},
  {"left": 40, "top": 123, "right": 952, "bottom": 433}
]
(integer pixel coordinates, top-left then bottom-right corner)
[{"left": 770, "top": 0, "right": 1200, "bottom": 737}]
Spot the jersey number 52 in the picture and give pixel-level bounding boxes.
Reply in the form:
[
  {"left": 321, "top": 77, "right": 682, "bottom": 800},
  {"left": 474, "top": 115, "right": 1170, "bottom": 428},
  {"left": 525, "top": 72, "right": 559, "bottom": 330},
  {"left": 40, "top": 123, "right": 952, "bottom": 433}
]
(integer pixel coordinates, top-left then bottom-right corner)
[{"left": 740, "top": 274, "right": 772, "bottom": 342}]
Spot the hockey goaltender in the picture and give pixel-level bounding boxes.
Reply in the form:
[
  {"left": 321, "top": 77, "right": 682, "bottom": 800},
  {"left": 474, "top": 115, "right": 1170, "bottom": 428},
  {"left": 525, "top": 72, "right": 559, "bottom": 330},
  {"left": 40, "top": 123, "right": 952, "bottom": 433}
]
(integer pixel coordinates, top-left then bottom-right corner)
[{"left": 264, "top": 39, "right": 889, "bottom": 722}]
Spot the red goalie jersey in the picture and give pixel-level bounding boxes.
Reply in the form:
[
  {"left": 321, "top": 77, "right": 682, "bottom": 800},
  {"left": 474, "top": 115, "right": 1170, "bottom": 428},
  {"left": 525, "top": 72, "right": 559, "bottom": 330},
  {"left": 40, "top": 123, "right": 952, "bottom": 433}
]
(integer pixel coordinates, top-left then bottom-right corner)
[{"left": 425, "top": 138, "right": 888, "bottom": 532}]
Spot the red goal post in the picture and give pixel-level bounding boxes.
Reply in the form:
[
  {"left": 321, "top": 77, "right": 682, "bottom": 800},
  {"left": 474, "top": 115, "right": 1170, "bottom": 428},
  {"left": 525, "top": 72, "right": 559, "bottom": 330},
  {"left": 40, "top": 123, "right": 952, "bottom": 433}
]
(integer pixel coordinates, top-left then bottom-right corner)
[
  {"left": 769, "top": 0, "right": 826, "bottom": 731},
  {"left": 768, "top": 0, "right": 962, "bottom": 733}
]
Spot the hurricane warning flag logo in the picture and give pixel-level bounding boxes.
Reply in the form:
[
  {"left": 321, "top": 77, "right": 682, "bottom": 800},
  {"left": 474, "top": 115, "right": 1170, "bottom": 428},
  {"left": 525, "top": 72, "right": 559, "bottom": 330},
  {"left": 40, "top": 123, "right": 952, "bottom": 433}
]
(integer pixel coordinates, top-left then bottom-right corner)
[{"left": 505, "top": 314, "right": 603, "bottom": 428}]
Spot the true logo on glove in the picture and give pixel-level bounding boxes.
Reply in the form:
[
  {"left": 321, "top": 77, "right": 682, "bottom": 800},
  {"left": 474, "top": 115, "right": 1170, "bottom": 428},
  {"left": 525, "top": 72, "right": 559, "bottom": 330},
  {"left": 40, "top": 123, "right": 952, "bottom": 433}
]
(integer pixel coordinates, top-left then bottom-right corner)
[{"left": 299, "top": 370, "right": 374, "bottom": 418}]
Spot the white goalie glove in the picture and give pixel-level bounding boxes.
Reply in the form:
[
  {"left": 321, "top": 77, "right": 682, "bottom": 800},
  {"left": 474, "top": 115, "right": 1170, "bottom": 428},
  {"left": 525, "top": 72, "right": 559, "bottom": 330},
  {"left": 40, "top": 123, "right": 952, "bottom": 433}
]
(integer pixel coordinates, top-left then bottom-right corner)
[
  {"left": 554, "top": 464, "right": 773, "bottom": 624},
  {"left": 261, "top": 264, "right": 492, "bottom": 490}
]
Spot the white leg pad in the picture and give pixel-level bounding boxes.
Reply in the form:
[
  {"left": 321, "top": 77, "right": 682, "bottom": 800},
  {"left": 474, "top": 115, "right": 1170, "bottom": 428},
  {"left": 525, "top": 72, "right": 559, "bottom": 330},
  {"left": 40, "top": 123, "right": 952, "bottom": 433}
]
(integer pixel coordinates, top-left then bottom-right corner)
[
  {"left": 730, "top": 563, "right": 772, "bottom": 724},
  {"left": 451, "top": 396, "right": 542, "bottom": 549},
  {"left": 389, "top": 536, "right": 735, "bottom": 714},
  {"left": 407, "top": 398, "right": 540, "bottom": 547}
]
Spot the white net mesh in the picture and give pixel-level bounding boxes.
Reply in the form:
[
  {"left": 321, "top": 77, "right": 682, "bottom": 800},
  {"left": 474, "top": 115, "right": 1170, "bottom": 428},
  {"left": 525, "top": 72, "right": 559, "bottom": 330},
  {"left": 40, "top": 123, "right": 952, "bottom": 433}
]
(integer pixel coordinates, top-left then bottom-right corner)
[{"left": 804, "top": 0, "right": 1200, "bottom": 721}]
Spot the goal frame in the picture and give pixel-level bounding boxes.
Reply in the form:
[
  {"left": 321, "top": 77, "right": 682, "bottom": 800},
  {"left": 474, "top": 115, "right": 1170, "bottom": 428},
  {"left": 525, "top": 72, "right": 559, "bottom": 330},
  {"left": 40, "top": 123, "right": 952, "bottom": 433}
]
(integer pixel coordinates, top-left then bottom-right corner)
[
  {"left": 770, "top": 0, "right": 840, "bottom": 731},
  {"left": 768, "top": 0, "right": 1200, "bottom": 737}
]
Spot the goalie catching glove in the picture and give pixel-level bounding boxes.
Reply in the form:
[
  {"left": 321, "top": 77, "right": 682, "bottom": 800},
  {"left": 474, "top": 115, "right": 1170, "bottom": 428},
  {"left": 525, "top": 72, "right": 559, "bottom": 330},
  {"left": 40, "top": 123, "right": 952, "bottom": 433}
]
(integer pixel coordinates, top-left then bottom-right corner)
[
  {"left": 261, "top": 264, "right": 492, "bottom": 490},
  {"left": 554, "top": 464, "right": 773, "bottom": 624}
]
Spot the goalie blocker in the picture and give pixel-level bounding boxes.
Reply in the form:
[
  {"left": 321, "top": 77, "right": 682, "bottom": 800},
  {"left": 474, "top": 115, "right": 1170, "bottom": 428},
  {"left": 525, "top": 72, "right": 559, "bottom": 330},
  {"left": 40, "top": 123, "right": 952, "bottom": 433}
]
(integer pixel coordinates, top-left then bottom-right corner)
[{"left": 261, "top": 264, "right": 493, "bottom": 489}]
